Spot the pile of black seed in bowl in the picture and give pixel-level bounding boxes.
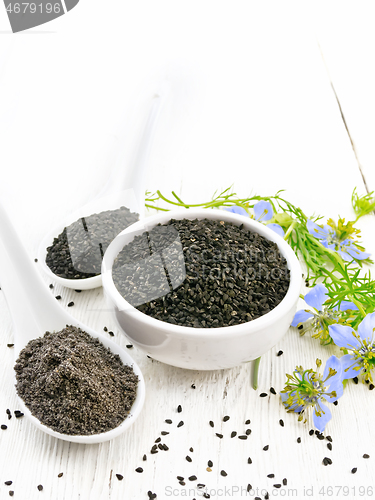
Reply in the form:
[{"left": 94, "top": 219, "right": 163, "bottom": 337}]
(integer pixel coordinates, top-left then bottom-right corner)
[
  {"left": 46, "top": 206, "right": 139, "bottom": 279},
  {"left": 112, "top": 218, "right": 290, "bottom": 328},
  {"left": 14, "top": 325, "right": 139, "bottom": 435}
]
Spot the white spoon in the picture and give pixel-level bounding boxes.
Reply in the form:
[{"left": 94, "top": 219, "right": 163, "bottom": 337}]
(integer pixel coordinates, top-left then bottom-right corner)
[
  {"left": 0, "top": 201, "right": 145, "bottom": 443},
  {"left": 37, "top": 82, "right": 170, "bottom": 290}
]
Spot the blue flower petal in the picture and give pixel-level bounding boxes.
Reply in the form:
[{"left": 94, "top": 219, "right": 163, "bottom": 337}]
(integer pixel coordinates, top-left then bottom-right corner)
[
  {"left": 313, "top": 400, "right": 332, "bottom": 432},
  {"left": 225, "top": 206, "right": 249, "bottom": 217},
  {"left": 338, "top": 249, "right": 353, "bottom": 262},
  {"left": 304, "top": 284, "right": 328, "bottom": 311},
  {"left": 344, "top": 242, "right": 371, "bottom": 261},
  {"left": 340, "top": 353, "right": 363, "bottom": 380},
  {"left": 322, "top": 356, "right": 343, "bottom": 402},
  {"left": 357, "top": 312, "right": 375, "bottom": 343},
  {"left": 254, "top": 201, "right": 273, "bottom": 222},
  {"left": 307, "top": 220, "right": 330, "bottom": 239},
  {"left": 339, "top": 301, "right": 359, "bottom": 311},
  {"left": 291, "top": 309, "right": 314, "bottom": 327},
  {"left": 328, "top": 324, "right": 360, "bottom": 349},
  {"left": 267, "top": 223, "right": 285, "bottom": 237}
]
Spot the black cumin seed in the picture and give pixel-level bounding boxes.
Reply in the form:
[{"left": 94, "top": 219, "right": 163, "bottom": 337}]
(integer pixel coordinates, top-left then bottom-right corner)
[
  {"left": 103, "top": 326, "right": 108, "bottom": 332},
  {"left": 67, "top": 301, "right": 74, "bottom": 307},
  {"left": 179, "top": 481, "right": 185, "bottom": 485},
  {"left": 260, "top": 392, "right": 267, "bottom": 397},
  {"left": 126, "top": 345, "right": 133, "bottom": 349},
  {"left": 279, "top": 419, "right": 284, "bottom": 427},
  {"left": 151, "top": 444, "right": 157, "bottom": 451},
  {"left": 1, "top": 424, "right": 7, "bottom": 430},
  {"left": 186, "top": 456, "right": 192, "bottom": 462},
  {"left": 207, "top": 460, "right": 213, "bottom": 467},
  {"left": 323, "top": 457, "right": 332, "bottom": 466},
  {"left": 297, "top": 437, "right": 301, "bottom": 443},
  {"left": 247, "top": 457, "right": 252, "bottom": 464},
  {"left": 189, "top": 475, "right": 197, "bottom": 481},
  {"left": 238, "top": 435, "right": 247, "bottom": 440},
  {"left": 333, "top": 400, "right": 338, "bottom": 406},
  {"left": 283, "top": 478, "right": 287, "bottom": 485},
  {"left": 353, "top": 376, "right": 359, "bottom": 384},
  {"left": 370, "top": 384, "right": 374, "bottom": 390},
  {"left": 191, "top": 384, "right": 196, "bottom": 389},
  {"left": 155, "top": 437, "right": 161, "bottom": 443},
  {"left": 161, "top": 431, "right": 169, "bottom": 435},
  {"left": 165, "top": 419, "right": 172, "bottom": 424},
  {"left": 223, "top": 415, "right": 230, "bottom": 422},
  {"left": 363, "top": 454, "right": 370, "bottom": 458},
  {"left": 246, "top": 429, "right": 251, "bottom": 435},
  {"left": 245, "top": 419, "right": 251, "bottom": 424},
  {"left": 267, "top": 473, "right": 275, "bottom": 478},
  {"left": 197, "top": 483, "right": 205, "bottom": 488},
  {"left": 9, "top": 492, "right": 14, "bottom": 497},
  {"left": 276, "top": 350, "right": 283, "bottom": 356},
  {"left": 58, "top": 472, "right": 63, "bottom": 478},
  {"left": 162, "top": 444, "right": 169, "bottom": 450},
  {"left": 6, "top": 409, "right": 10, "bottom": 415},
  {"left": 150, "top": 449, "right": 158, "bottom": 454},
  {"left": 190, "top": 447, "right": 194, "bottom": 452},
  {"left": 5, "top": 481, "right": 12, "bottom": 485},
  {"left": 263, "top": 445, "right": 269, "bottom": 451},
  {"left": 351, "top": 467, "right": 357, "bottom": 474},
  {"left": 108, "top": 331, "right": 114, "bottom": 336},
  {"left": 14, "top": 411, "right": 24, "bottom": 418},
  {"left": 270, "top": 387, "right": 276, "bottom": 395},
  {"left": 273, "top": 484, "right": 281, "bottom": 489},
  {"left": 327, "top": 443, "right": 332, "bottom": 451},
  {"left": 116, "top": 474, "right": 123, "bottom": 480},
  {"left": 220, "top": 470, "right": 227, "bottom": 477},
  {"left": 209, "top": 420, "right": 214, "bottom": 427},
  {"left": 177, "top": 421, "right": 184, "bottom": 428},
  {"left": 143, "top": 454, "right": 147, "bottom": 460},
  {"left": 309, "top": 429, "right": 314, "bottom": 435},
  {"left": 326, "top": 435, "right": 333, "bottom": 442},
  {"left": 158, "top": 444, "right": 163, "bottom": 450},
  {"left": 203, "top": 494, "right": 210, "bottom": 499},
  {"left": 49, "top": 284, "right": 54, "bottom": 289},
  {"left": 298, "top": 325, "right": 303, "bottom": 330},
  {"left": 265, "top": 494, "right": 270, "bottom": 500},
  {"left": 255, "top": 497, "right": 262, "bottom": 500},
  {"left": 247, "top": 484, "right": 252, "bottom": 492},
  {"left": 231, "top": 431, "right": 237, "bottom": 438},
  {"left": 177, "top": 405, "right": 182, "bottom": 413},
  {"left": 34, "top": 258, "right": 38, "bottom": 262},
  {"left": 177, "top": 476, "right": 184, "bottom": 481},
  {"left": 55, "top": 295, "right": 62, "bottom": 300},
  {"left": 75, "top": 289, "right": 82, "bottom": 293},
  {"left": 37, "top": 485, "right": 43, "bottom": 491},
  {"left": 7, "top": 344, "right": 14, "bottom": 348},
  {"left": 216, "top": 433, "right": 223, "bottom": 438},
  {"left": 135, "top": 467, "right": 143, "bottom": 473}
]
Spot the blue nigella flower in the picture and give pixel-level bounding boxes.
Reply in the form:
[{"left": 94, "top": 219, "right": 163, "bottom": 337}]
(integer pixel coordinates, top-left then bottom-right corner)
[
  {"left": 329, "top": 312, "right": 375, "bottom": 384},
  {"left": 291, "top": 284, "right": 358, "bottom": 345},
  {"left": 225, "top": 202, "right": 285, "bottom": 237},
  {"left": 307, "top": 220, "right": 370, "bottom": 262},
  {"left": 281, "top": 356, "right": 343, "bottom": 432}
]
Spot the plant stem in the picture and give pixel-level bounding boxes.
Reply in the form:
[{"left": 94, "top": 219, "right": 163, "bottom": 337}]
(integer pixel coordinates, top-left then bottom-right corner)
[
  {"left": 283, "top": 221, "right": 298, "bottom": 241},
  {"left": 252, "top": 357, "right": 261, "bottom": 390},
  {"left": 348, "top": 296, "right": 367, "bottom": 317}
]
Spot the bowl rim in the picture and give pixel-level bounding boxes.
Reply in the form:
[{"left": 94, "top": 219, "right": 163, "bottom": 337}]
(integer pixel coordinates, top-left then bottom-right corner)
[{"left": 101, "top": 208, "right": 302, "bottom": 338}]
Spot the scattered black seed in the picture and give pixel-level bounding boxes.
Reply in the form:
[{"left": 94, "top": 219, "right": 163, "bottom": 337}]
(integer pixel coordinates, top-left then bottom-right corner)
[
  {"left": 67, "top": 301, "right": 74, "bottom": 307},
  {"left": 135, "top": 467, "right": 143, "bottom": 473},
  {"left": 370, "top": 384, "right": 374, "bottom": 390},
  {"left": 309, "top": 429, "right": 314, "bottom": 435},
  {"left": 327, "top": 443, "right": 332, "bottom": 451},
  {"left": 37, "top": 485, "right": 43, "bottom": 491},
  {"left": 263, "top": 445, "right": 269, "bottom": 451},
  {"left": 14, "top": 411, "right": 24, "bottom": 418},
  {"left": 238, "top": 435, "right": 247, "bottom": 440},
  {"left": 155, "top": 437, "right": 161, "bottom": 443},
  {"left": 260, "top": 393, "right": 268, "bottom": 397},
  {"left": 1, "top": 424, "right": 7, "bottom": 430},
  {"left": 158, "top": 444, "right": 163, "bottom": 450},
  {"left": 165, "top": 419, "right": 172, "bottom": 424},
  {"left": 103, "top": 327, "right": 108, "bottom": 332},
  {"left": 148, "top": 492, "right": 157, "bottom": 499},
  {"left": 189, "top": 447, "right": 194, "bottom": 452},
  {"left": 279, "top": 419, "right": 284, "bottom": 427},
  {"left": 49, "top": 284, "right": 54, "bottom": 289},
  {"left": 216, "top": 433, "right": 223, "bottom": 439},
  {"left": 162, "top": 444, "right": 169, "bottom": 451},
  {"left": 209, "top": 421, "right": 214, "bottom": 428},
  {"left": 273, "top": 484, "right": 281, "bottom": 489},
  {"left": 189, "top": 475, "right": 197, "bottom": 481},
  {"left": 150, "top": 449, "right": 158, "bottom": 454},
  {"left": 283, "top": 478, "right": 287, "bottom": 485},
  {"left": 126, "top": 345, "right": 133, "bottom": 349},
  {"left": 34, "top": 258, "right": 38, "bottom": 262},
  {"left": 265, "top": 494, "right": 270, "bottom": 500},
  {"left": 247, "top": 457, "right": 252, "bottom": 464},
  {"left": 177, "top": 405, "right": 182, "bottom": 413},
  {"left": 231, "top": 431, "right": 237, "bottom": 438},
  {"left": 298, "top": 325, "right": 303, "bottom": 330},
  {"left": 351, "top": 467, "right": 357, "bottom": 474},
  {"left": 177, "top": 476, "right": 184, "bottom": 481},
  {"left": 207, "top": 460, "right": 213, "bottom": 467},
  {"left": 333, "top": 401, "right": 338, "bottom": 406},
  {"left": 177, "top": 421, "right": 184, "bottom": 428},
  {"left": 317, "top": 433, "right": 325, "bottom": 440},
  {"left": 116, "top": 474, "right": 123, "bottom": 480},
  {"left": 75, "top": 289, "right": 82, "bottom": 293},
  {"left": 363, "top": 454, "right": 370, "bottom": 459},
  {"left": 7, "top": 344, "right": 14, "bottom": 348},
  {"left": 58, "top": 472, "right": 63, "bottom": 478},
  {"left": 46, "top": 207, "right": 139, "bottom": 280},
  {"left": 161, "top": 431, "right": 169, "bottom": 436},
  {"left": 353, "top": 376, "right": 359, "bottom": 384},
  {"left": 108, "top": 331, "right": 114, "bottom": 337},
  {"left": 247, "top": 484, "right": 252, "bottom": 492},
  {"left": 113, "top": 218, "right": 290, "bottom": 328},
  {"left": 270, "top": 387, "right": 276, "bottom": 395},
  {"left": 276, "top": 350, "right": 283, "bottom": 356},
  {"left": 9, "top": 492, "right": 14, "bottom": 497},
  {"left": 191, "top": 384, "right": 196, "bottom": 389},
  {"left": 322, "top": 457, "right": 332, "bottom": 466},
  {"left": 186, "top": 455, "right": 192, "bottom": 462},
  {"left": 297, "top": 437, "right": 301, "bottom": 443},
  {"left": 179, "top": 481, "right": 185, "bottom": 486},
  {"left": 203, "top": 494, "right": 210, "bottom": 499},
  {"left": 255, "top": 497, "right": 262, "bottom": 500},
  {"left": 55, "top": 295, "right": 62, "bottom": 300},
  {"left": 267, "top": 474, "right": 275, "bottom": 478},
  {"left": 245, "top": 419, "right": 251, "bottom": 425},
  {"left": 4, "top": 481, "right": 12, "bottom": 485},
  {"left": 246, "top": 429, "right": 251, "bottom": 435},
  {"left": 197, "top": 483, "right": 205, "bottom": 488},
  {"left": 220, "top": 470, "right": 227, "bottom": 477},
  {"left": 14, "top": 326, "right": 138, "bottom": 435},
  {"left": 6, "top": 409, "right": 11, "bottom": 415}
]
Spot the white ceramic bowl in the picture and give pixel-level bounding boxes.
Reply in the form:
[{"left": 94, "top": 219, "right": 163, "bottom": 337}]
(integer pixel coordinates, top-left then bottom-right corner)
[{"left": 101, "top": 209, "right": 302, "bottom": 370}]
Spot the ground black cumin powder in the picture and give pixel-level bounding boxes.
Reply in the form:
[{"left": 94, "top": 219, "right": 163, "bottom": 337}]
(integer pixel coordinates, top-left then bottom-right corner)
[
  {"left": 113, "top": 218, "right": 290, "bottom": 328},
  {"left": 14, "top": 326, "right": 138, "bottom": 435},
  {"left": 46, "top": 207, "right": 138, "bottom": 279}
]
